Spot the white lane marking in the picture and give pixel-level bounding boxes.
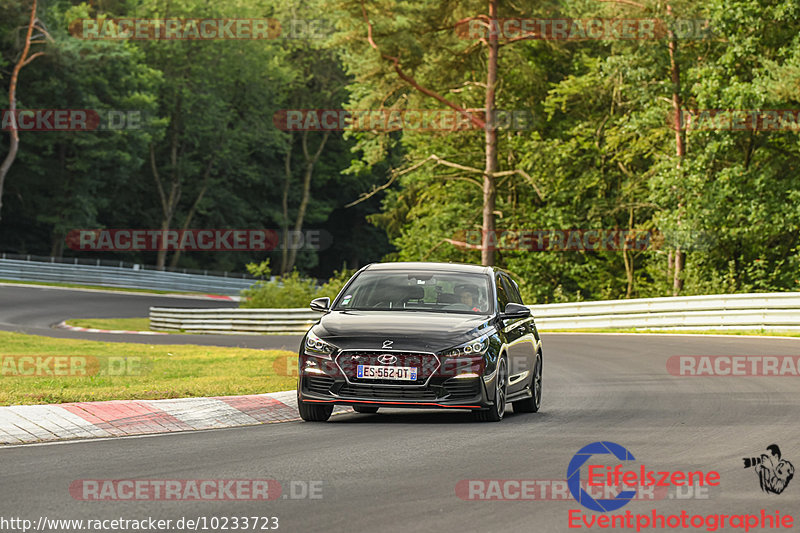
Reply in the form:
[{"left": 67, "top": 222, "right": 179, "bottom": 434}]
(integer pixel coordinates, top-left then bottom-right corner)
[{"left": 56, "top": 321, "right": 167, "bottom": 336}]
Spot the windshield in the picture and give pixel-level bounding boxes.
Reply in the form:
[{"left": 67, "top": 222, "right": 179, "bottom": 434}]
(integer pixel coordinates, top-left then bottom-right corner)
[{"left": 333, "top": 271, "right": 493, "bottom": 314}]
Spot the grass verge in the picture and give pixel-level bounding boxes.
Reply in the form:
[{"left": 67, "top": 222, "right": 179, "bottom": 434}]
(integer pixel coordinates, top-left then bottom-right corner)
[
  {"left": 65, "top": 317, "right": 152, "bottom": 331},
  {"left": 0, "top": 331, "right": 297, "bottom": 405}
]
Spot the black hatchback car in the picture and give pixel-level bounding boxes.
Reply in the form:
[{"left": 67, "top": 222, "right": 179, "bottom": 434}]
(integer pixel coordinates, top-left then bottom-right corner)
[{"left": 297, "top": 262, "right": 543, "bottom": 422}]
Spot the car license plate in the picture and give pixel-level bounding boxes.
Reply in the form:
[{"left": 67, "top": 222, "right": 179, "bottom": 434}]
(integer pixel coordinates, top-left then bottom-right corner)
[{"left": 357, "top": 365, "right": 418, "bottom": 380}]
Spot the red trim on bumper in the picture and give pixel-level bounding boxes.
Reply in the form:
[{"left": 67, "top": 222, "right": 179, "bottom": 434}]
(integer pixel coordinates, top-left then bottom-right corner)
[{"left": 303, "top": 399, "right": 481, "bottom": 409}]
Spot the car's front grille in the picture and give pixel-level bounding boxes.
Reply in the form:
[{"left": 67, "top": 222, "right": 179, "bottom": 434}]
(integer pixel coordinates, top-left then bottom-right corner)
[
  {"left": 306, "top": 375, "right": 335, "bottom": 395},
  {"left": 336, "top": 351, "right": 439, "bottom": 385},
  {"left": 336, "top": 383, "right": 438, "bottom": 401},
  {"left": 443, "top": 378, "right": 481, "bottom": 399}
]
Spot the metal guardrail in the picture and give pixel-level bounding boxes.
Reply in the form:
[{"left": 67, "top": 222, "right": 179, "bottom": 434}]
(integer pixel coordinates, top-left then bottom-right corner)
[
  {"left": 150, "top": 307, "right": 319, "bottom": 334},
  {"left": 0, "top": 257, "right": 256, "bottom": 295},
  {"left": 530, "top": 292, "right": 800, "bottom": 330},
  {"left": 149, "top": 292, "right": 800, "bottom": 334}
]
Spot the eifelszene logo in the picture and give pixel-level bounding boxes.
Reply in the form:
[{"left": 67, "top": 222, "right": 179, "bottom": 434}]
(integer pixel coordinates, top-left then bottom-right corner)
[
  {"left": 566, "top": 441, "right": 795, "bottom": 531},
  {"left": 743, "top": 444, "right": 794, "bottom": 495},
  {"left": 567, "top": 441, "right": 638, "bottom": 512},
  {"left": 567, "top": 441, "right": 721, "bottom": 512}
]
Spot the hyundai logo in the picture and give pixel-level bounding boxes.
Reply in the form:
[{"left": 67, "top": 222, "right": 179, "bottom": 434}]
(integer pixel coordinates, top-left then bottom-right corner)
[{"left": 377, "top": 354, "right": 397, "bottom": 365}]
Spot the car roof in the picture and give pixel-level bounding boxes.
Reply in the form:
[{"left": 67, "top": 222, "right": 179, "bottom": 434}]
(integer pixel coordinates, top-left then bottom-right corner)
[{"left": 361, "top": 262, "right": 494, "bottom": 275}]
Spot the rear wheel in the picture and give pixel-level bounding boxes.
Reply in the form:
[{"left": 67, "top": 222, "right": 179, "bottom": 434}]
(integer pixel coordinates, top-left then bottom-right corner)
[
  {"left": 513, "top": 353, "right": 542, "bottom": 413},
  {"left": 353, "top": 405, "right": 379, "bottom": 414},
  {"left": 474, "top": 357, "right": 507, "bottom": 422},
  {"left": 298, "top": 397, "right": 333, "bottom": 422}
]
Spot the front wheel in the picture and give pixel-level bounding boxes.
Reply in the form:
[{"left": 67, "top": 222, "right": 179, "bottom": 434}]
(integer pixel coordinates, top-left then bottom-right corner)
[
  {"left": 298, "top": 398, "right": 333, "bottom": 421},
  {"left": 474, "top": 357, "right": 507, "bottom": 422}
]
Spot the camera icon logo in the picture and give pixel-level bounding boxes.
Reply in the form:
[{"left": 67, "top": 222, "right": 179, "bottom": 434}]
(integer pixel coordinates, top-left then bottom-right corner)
[{"left": 742, "top": 444, "right": 794, "bottom": 495}]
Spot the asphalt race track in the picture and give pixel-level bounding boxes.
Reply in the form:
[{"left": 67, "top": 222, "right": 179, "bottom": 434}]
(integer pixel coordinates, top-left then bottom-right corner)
[
  {"left": 0, "top": 285, "right": 299, "bottom": 350},
  {"left": 2, "top": 285, "right": 800, "bottom": 532}
]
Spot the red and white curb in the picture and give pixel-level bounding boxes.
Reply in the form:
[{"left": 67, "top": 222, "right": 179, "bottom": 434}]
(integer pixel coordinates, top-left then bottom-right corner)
[
  {"left": 0, "top": 391, "right": 351, "bottom": 445},
  {"left": 203, "top": 294, "right": 241, "bottom": 301},
  {"left": 56, "top": 321, "right": 167, "bottom": 335}
]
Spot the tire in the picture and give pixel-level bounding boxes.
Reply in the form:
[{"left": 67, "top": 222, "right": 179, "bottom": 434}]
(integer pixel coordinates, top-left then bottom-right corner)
[
  {"left": 513, "top": 353, "right": 542, "bottom": 413},
  {"left": 353, "top": 405, "right": 379, "bottom": 414},
  {"left": 298, "top": 398, "right": 333, "bottom": 421},
  {"left": 474, "top": 357, "right": 507, "bottom": 422}
]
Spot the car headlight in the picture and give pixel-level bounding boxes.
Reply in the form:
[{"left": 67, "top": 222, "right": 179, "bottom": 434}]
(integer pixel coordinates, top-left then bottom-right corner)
[
  {"left": 304, "top": 331, "right": 337, "bottom": 358},
  {"left": 441, "top": 334, "right": 491, "bottom": 357}
]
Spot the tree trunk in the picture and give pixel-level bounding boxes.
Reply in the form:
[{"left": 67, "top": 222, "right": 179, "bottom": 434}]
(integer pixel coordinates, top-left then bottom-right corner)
[
  {"left": 0, "top": 0, "right": 41, "bottom": 223},
  {"left": 168, "top": 157, "right": 213, "bottom": 268},
  {"left": 668, "top": 25, "right": 685, "bottom": 161},
  {"left": 667, "top": 5, "right": 685, "bottom": 294},
  {"left": 280, "top": 133, "right": 293, "bottom": 275},
  {"left": 673, "top": 245, "right": 683, "bottom": 296},
  {"left": 151, "top": 133, "right": 182, "bottom": 270},
  {"left": 481, "top": 0, "right": 500, "bottom": 267},
  {"left": 623, "top": 208, "right": 634, "bottom": 298},
  {"left": 49, "top": 143, "right": 68, "bottom": 258},
  {"left": 285, "top": 131, "right": 330, "bottom": 273},
  {"left": 359, "top": 5, "right": 502, "bottom": 265},
  {"left": 49, "top": 229, "right": 64, "bottom": 257},
  {"left": 667, "top": 250, "right": 673, "bottom": 284}
]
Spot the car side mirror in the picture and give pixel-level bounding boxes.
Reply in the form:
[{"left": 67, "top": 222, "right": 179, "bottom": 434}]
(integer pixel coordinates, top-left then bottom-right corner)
[
  {"left": 500, "top": 302, "right": 531, "bottom": 319},
  {"left": 310, "top": 297, "right": 330, "bottom": 312}
]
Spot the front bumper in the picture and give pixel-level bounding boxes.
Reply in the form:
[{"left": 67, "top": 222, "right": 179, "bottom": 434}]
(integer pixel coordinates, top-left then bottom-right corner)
[{"left": 297, "top": 350, "right": 493, "bottom": 409}]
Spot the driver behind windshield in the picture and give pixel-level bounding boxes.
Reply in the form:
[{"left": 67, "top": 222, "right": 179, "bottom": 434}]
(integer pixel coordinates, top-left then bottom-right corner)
[{"left": 455, "top": 284, "right": 481, "bottom": 312}]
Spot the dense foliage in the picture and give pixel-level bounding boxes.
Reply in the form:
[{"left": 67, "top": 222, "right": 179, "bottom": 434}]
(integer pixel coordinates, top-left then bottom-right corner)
[
  {"left": 332, "top": 0, "right": 800, "bottom": 301},
  {"left": 2, "top": 0, "right": 799, "bottom": 303},
  {"left": 240, "top": 260, "right": 352, "bottom": 307},
  {"left": 0, "top": 0, "right": 390, "bottom": 278}
]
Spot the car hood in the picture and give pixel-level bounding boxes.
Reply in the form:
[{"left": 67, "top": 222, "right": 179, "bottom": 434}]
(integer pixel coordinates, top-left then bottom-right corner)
[{"left": 312, "top": 310, "right": 495, "bottom": 353}]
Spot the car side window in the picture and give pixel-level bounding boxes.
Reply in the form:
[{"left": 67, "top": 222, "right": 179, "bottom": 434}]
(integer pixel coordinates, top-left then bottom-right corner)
[
  {"left": 495, "top": 274, "right": 510, "bottom": 311},
  {"left": 503, "top": 276, "right": 523, "bottom": 304}
]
